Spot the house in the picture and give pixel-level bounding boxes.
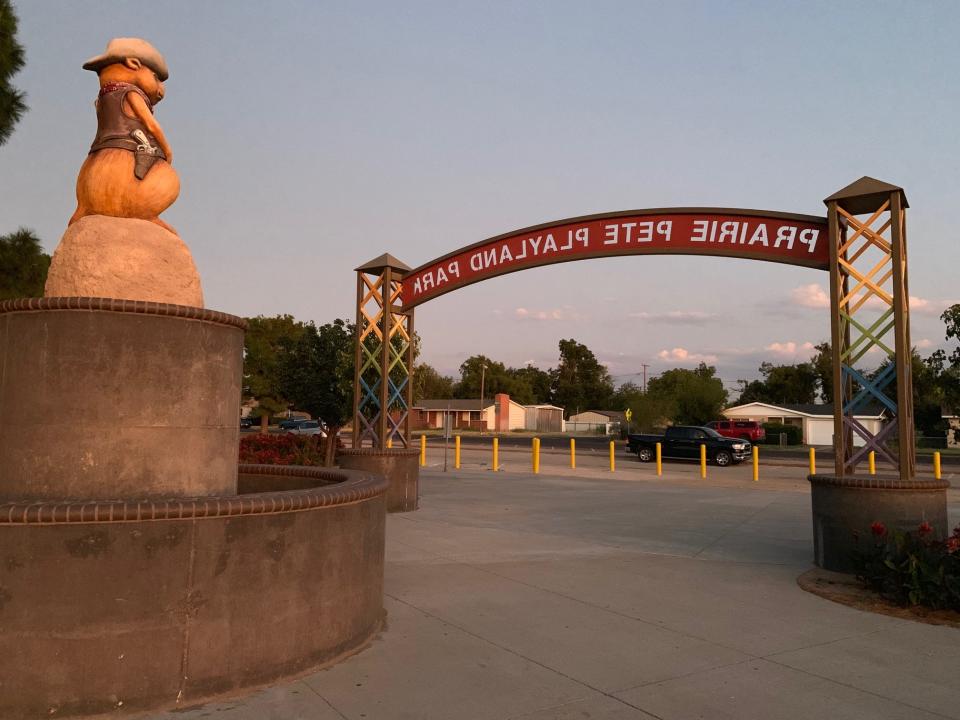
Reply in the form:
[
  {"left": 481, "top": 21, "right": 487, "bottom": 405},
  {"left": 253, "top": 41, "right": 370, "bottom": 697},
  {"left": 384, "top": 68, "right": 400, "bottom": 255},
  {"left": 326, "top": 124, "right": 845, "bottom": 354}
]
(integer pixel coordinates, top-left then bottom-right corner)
[
  {"left": 410, "top": 399, "right": 490, "bottom": 431},
  {"left": 566, "top": 410, "right": 627, "bottom": 434},
  {"left": 411, "top": 395, "right": 565, "bottom": 432},
  {"left": 722, "top": 402, "right": 886, "bottom": 447}
]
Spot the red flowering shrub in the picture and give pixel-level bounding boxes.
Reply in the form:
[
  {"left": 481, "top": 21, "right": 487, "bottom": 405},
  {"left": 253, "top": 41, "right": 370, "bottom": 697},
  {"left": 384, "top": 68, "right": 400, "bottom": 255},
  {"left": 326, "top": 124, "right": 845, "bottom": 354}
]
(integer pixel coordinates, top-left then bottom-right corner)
[
  {"left": 239, "top": 433, "right": 325, "bottom": 466},
  {"left": 855, "top": 521, "right": 960, "bottom": 611}
]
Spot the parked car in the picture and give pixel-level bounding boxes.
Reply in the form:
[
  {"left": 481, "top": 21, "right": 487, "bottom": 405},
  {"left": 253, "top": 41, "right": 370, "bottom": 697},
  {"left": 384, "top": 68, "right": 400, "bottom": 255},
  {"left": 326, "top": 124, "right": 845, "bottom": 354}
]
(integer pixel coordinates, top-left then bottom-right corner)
[
  {"left": 286, "top": 420, "right": 327, "bottom": 437},
  {"left": 278, "top": 418, "right": 305, "bottom": 430},
  {"left": 626, "top": 425, "right": 751, "bottom": 466},
  {"left": 239, "top": 417, "right": 253, "bottom": 429},
  {"left": 706, "top": 420, "right": 766, "bottom": 443}
]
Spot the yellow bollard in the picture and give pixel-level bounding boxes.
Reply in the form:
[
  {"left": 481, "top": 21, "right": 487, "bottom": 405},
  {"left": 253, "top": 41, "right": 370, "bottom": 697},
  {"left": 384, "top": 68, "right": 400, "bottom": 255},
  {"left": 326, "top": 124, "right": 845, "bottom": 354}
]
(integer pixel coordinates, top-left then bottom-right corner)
[
  {"left": 455, "top": 435, "right": 461, "bottom": 469},
  {"left": 868, "top": 450, "right": 876, "bottom": 475},
  {"left": 700, "top": 444, "right": 707, "bottom": 479},
  {"left": 809, "top": 447, "right": 816, "bottom": 475},
  {"left": 752, "top": 446, "right": 759, "bottom": 482},
  {"left": 386, "top": 436, "right": 392, "bottom": 449},
  {"left": 492, "top": 437, "right": 499, "bottom": 472},
  {"left": 532, "top": 438, "right": 540, "bottom": 474},
  {"left": 419, "top": 434, "right": 426, "bottom": 466},
  {"left": 934, "top": 451, "right": 941, "bottom": 480},
  {"left": 609, "top": 440, "right": 615, "bottom": 472},
  {"left": 656, "top": 442, "right": 662, "bottom": 476},
  {"left": 570, "top": 438, "right": 576, "bottom": 469}
]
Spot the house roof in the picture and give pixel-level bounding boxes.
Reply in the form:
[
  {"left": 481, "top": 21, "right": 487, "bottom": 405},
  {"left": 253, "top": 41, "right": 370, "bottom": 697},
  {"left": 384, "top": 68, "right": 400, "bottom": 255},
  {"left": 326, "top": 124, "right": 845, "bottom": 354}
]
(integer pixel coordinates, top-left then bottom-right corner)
[
  {"left": 414, "top": 399, "right": 491, "bottom": 411},
  {"left": 569, "top": 410, "right": 626, "bottom": 421},
  {"left": 724, "top": 401, "right": 886, "bottom": 419}
]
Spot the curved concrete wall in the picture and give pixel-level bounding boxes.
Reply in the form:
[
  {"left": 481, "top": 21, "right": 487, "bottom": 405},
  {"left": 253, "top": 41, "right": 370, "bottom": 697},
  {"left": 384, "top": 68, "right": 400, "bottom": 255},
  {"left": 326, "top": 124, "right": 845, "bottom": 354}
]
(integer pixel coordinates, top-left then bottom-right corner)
[
  {"left": 0, "top": 299, "right": 245, "bottom": 500},
  {"left": 338, "top": 448, "right": 420, "bottom": 512},
  {"left": 0, "top": 465, "right": 387, "bottom": 719}
]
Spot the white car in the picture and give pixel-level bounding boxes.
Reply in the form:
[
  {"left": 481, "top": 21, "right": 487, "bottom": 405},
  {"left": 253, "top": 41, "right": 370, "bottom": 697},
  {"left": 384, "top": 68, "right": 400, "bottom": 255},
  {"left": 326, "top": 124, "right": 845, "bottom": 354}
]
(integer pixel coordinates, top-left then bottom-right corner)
[{"left": 286, "top": 420, "right": 327, "bottom": 437}]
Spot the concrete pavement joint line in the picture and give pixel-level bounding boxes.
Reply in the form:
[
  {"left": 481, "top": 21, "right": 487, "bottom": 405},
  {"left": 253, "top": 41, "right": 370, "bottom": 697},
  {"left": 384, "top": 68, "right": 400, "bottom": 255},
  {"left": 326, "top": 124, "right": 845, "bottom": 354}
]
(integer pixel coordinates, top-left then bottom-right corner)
[
  {"left": 301, "top": 679, "right": 350, "bottom": 719},
  {"left": 388, "top": 530, "right": 900, "bottom": 675},
  {"left": 502, "top": 694, "right": 664, "bottom": 720},
  {"left": 760, "top": 656, "right": 959, "bottom": 720},
  {"left": 608, "top": 629, "right": 890, "bottom": 696},
  {"left": 386, "top": 536, "right": 758, "bottom": 664},
  {"left": 383, "top": 593, "right": 668, "bottom": 720},
  {"left": 690, "top": 496, "right": 779, "bottom": 560}
]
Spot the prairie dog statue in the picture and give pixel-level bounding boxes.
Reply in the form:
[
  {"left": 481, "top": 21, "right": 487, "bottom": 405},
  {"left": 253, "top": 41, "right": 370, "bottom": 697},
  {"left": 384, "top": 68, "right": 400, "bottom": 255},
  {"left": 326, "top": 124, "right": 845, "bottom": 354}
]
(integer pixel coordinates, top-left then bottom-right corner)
[{"left": 69, "top": 38, "right": 179, "bottom": 233}]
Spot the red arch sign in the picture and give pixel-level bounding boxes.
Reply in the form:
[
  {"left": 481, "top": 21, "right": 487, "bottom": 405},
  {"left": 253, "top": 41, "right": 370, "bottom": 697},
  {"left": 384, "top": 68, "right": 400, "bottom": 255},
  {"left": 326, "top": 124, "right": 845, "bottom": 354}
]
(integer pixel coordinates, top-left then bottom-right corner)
[{"left": 402, "top": 208, "right": 828, "bottom": 307}]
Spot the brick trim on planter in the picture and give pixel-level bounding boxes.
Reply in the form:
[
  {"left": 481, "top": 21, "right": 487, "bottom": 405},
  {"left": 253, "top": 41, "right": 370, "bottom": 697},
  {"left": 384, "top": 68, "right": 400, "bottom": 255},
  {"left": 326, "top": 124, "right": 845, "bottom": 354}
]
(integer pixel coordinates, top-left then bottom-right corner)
[
  {"left": 0, "top": 296, "right": 248, "bottom": 330},
  {"left": 0, "top": 465, "right": 387, "bottom": 525},
  {"left": 808, "top": 474, "right": 951, "bottom": 491}
]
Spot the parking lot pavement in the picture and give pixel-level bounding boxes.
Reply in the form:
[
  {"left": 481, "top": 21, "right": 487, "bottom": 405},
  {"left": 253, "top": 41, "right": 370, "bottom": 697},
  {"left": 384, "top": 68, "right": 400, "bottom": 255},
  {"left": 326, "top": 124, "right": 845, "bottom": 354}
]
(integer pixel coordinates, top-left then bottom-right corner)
[{"left": 156, "top": 466, "right": 960, "bottom": 720}]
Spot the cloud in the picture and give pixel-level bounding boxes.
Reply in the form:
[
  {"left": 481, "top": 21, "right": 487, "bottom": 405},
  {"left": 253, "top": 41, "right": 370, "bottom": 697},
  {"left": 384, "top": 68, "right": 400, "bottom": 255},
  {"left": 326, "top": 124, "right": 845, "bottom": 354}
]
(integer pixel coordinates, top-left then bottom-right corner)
[
  {"left": 656, "top": 347, "right": 718, "bottom": 363},
  {"left": 790, "top": 284, "right": 830, "bottom": 308},
  {"left": 765, "top": 341, "right": 816, "bottom": 358},
  {"left": 916, "top": 338, "right": 933, "bottom": 349},
  {"left": 514, "top": 307, "right": 573, "bottom": 321},
  {"left": 629, "top": 310, "right": 717, "bottom": 324},
  {"left": 789, "top": 284, "right": 953, "bottom": 317}
]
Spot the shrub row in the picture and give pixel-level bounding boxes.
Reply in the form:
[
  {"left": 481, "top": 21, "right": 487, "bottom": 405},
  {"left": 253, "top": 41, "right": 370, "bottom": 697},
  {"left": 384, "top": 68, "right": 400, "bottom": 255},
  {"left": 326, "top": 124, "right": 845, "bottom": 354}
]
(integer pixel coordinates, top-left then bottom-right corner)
[
  {"left": 759, "top": 422, "right": 803, "bottom": 445},
  {"left": 239, "top": 433, "right": 325, "bottom": 466}
]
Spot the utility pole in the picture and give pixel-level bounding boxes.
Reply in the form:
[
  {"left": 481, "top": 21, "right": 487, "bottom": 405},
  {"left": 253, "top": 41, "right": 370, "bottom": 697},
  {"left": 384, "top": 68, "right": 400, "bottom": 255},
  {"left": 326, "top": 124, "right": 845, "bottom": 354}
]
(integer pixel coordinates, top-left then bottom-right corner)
[{"left": 641, "top": 363, "right": 650, "bottom": 393}]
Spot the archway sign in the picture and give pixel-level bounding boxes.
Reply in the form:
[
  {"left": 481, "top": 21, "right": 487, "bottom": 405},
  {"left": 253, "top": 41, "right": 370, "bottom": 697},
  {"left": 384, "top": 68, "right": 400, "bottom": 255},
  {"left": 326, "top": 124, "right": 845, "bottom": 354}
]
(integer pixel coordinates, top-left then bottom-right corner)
[{"left": 353, "top": 177, "right": 916, "bottom": 482}]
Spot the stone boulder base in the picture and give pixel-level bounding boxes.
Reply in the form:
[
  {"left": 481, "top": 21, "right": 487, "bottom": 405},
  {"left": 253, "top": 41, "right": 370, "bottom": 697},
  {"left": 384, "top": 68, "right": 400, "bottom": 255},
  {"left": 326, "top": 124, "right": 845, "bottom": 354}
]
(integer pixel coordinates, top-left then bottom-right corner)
[{"left": 45, "top": 215, "right": 204, "bottom": 307}]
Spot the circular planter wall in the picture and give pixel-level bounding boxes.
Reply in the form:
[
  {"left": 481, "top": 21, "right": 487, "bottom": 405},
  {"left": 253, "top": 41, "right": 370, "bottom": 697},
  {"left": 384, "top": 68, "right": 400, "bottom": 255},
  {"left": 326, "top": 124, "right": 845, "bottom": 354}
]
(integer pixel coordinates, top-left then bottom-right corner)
[
  {"left": 808, "top": 473, "right": 950, "bottom": 572},
  {"left": 0, "top": 465, "right": 387, "bottom": 719}
]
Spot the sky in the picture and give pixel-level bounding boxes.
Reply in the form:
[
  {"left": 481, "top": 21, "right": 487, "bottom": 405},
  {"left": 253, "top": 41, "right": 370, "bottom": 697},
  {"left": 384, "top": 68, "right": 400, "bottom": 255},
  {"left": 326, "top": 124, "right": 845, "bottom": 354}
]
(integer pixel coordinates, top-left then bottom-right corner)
[{"left": 2, "top": 1, "right": 958, "bottom": 393}]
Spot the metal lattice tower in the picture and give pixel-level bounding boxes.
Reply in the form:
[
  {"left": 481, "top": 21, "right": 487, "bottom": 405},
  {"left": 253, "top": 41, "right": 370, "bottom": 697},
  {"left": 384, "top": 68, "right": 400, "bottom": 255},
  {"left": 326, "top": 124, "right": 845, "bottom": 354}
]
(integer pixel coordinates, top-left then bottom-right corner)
[
  {"left": 353, "top": 254, "right": 415, "bottom": 449},
  {"left": 825, "top": 177, "right": 915, "bottom": 480}
]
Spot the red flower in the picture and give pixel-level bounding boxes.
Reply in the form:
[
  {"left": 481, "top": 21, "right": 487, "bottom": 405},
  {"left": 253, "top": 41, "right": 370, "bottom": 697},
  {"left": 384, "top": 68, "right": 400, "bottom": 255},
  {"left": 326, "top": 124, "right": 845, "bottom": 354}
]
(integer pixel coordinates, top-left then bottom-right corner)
[
  {"left": 870, "top": 521, "right": 887, "bottom": 538},
  {"left": 918, "top": 521, "right": 934, "bottom": 538},
  {"left": 946, "top": 537, "right": 960, "bottom": 555}
]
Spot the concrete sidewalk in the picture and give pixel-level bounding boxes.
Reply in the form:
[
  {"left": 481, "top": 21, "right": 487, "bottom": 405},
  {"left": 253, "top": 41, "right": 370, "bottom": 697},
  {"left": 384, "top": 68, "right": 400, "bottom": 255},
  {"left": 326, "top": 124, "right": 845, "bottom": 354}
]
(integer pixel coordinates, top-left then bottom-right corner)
[{"left": 157, "top": 468, "right": 960, "bottom": 720}]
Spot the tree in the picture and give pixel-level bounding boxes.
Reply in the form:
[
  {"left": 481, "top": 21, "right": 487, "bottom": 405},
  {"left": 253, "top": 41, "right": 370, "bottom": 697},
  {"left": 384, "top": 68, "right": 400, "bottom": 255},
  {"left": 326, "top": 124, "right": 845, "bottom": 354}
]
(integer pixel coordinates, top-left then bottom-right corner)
[
  {"left": 509, "top": 365, "right": 553, "bottom": 404},
  {"left": 735, "top": 361, "right": 818, "bottom": 406},
  {"left": 935, "top": 304, "right": 960, "bottom": 417},
  {"left": 454, "top": 355, "right": 515, "bottom": 403},
  {"left": 0, "top": 228, "right": 49, "bottom": 299},
  {"left": 551, "top": 339, "right": 614, "bottom": 417},
  {"left": 0, "top": 0, "right": 27, "bottom": 146},
  {"left": 811, "top": 341, "right": 833, "bottom": 402},
  {"left": 277, "top": 319, "right": 354, "bottom": 466},
  {"left": 759, "top": 361, "right": 818, "bottom": 405},
  {"left": 243, "top": 315, "right": 306, "bottom": 432},
  {"left": 647, "top": 363, "right": 727, "bottom": 425},
  {"left": 414, "top": 363, "right": 455, "bottom": 402}
]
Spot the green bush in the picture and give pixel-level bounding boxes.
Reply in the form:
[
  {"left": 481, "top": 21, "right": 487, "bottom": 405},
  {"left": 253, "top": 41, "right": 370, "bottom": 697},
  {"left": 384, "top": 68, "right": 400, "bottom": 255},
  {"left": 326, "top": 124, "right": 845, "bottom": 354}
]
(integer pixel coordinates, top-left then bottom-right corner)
[
  {"left": 760, "top": 422, "right": 803, "bottom": 445},
  {"left": 855, "top": 521, "right": 960, "bottom": 611}
]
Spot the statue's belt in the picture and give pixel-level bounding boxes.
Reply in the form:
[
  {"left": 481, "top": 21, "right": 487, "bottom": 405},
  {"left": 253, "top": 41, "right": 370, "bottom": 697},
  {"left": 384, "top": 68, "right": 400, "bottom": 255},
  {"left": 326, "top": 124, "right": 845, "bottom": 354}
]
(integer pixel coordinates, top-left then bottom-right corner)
[{"left": 89, "top": 134, "right": 167, "bottom": 180}]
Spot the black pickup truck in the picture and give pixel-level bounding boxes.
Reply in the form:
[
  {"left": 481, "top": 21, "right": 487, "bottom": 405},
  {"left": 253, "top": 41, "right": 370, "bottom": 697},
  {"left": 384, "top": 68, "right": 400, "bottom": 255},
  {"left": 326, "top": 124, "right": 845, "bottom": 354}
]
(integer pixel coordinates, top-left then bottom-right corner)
[{"left": 626, "top": 426, "right": 751, "bottom": 466}]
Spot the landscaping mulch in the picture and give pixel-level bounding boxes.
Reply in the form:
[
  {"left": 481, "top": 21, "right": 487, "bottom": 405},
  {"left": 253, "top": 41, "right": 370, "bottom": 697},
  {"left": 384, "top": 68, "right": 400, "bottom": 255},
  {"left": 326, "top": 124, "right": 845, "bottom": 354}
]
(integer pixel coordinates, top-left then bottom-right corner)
[{"left": 797, "top": 567, "right": 960, "bottom": 628}]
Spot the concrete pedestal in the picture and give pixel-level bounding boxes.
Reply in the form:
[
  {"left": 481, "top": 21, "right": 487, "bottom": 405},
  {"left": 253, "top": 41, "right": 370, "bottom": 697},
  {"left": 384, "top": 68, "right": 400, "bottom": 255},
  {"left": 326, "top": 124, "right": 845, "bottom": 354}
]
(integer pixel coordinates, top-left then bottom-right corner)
[
  {"left": 0, "top": 298, "right": 245, "bottom": 500},
  {"left": 808, "top": 473, "right": 950, "bottom": 572},
  {"left": 338, "top": 448, "right": 420, "bottom": 512}
]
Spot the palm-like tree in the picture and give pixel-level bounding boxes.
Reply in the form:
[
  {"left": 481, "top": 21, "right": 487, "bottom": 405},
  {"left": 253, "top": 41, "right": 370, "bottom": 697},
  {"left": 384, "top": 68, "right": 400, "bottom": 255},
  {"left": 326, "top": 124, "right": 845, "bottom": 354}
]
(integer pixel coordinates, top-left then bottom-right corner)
[{"left": 0, "top": 0, "right": 27, "bottom": 146}]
